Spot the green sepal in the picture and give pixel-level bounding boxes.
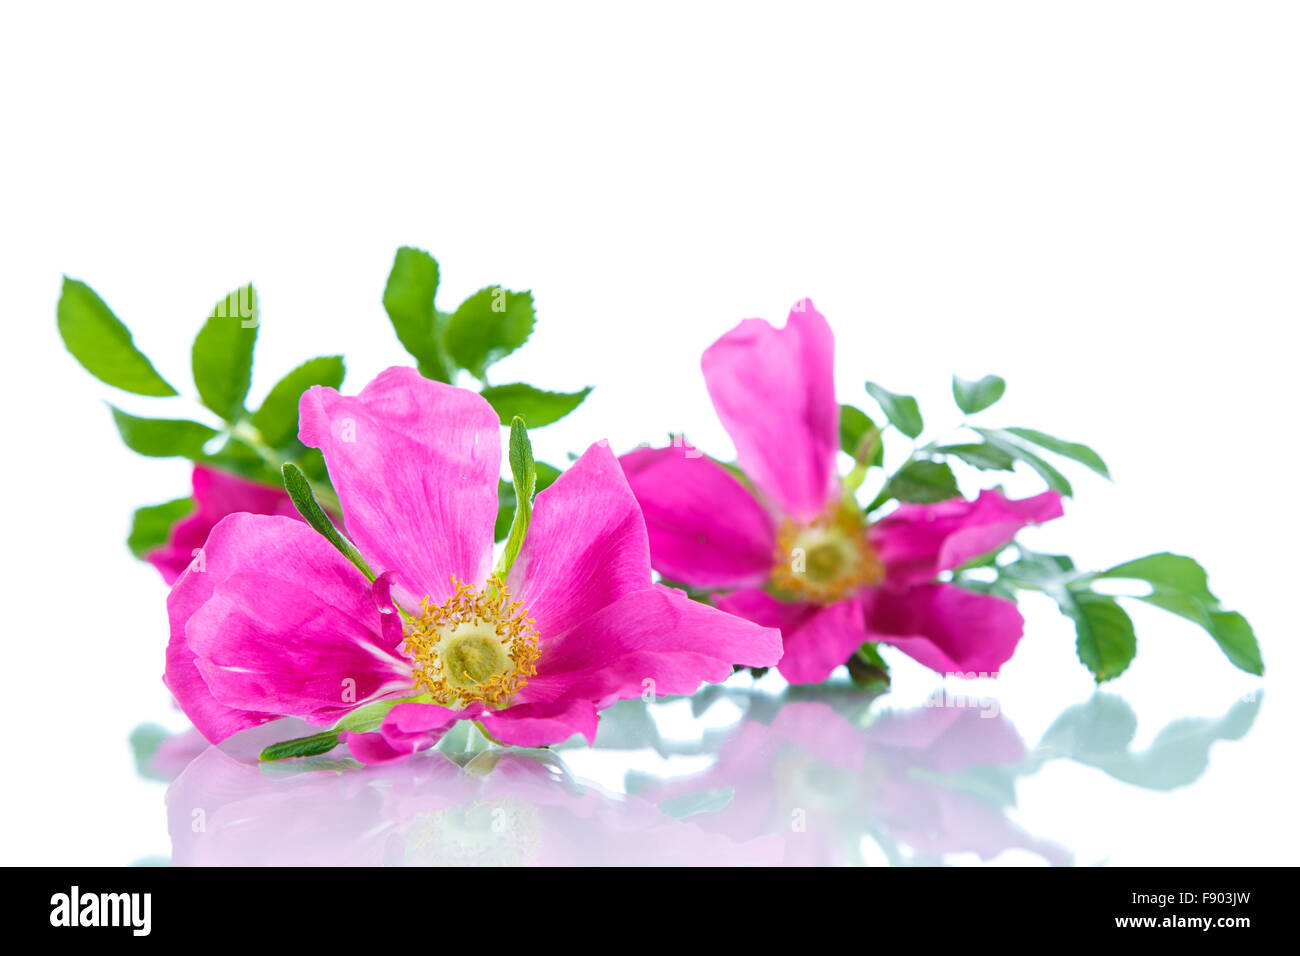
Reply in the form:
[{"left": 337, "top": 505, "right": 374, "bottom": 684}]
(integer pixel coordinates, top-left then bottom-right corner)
[
  {"left": 496, "top": 417, "right": 536, "bottom": 576},
  {"left": 259, "top": 731, "right": 341, "bottom": 761},
  {"left": 495, "top": 460, "right": 561, "bottom": 542},
  {"left": 281, "top": 462, "right": 374, "bottom": 581}
]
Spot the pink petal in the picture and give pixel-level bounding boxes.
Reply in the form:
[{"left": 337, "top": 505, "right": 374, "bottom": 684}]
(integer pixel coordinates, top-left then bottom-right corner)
[
  {"left": 715, "top": 589, "right": 868, "bottom": 684},
  {"left": 482, "top": 698, "right": 600, "bottom": 747},
  {"left": 711, "top": 587, "right": 820, "bottom": 639},
  {"left": 298, "top": 367, "right": 500, "bottom": 605},
  {"left": 165, "top": 513, "right": 392, "bottom": 743},
  {"left": 863, "top": 583, "right": 1024, "bottom": 675},
  {"left": 619, "top": 445, "right": 776, "bottom": 589},
  {"left": 506, "top": 441, "right": 652, "bottom": 640},
  {"left": 701, "top": 300, "right": 839, "bottom": 521},
  {"left": 519, "top": 585, "right": 782, "bottom": 708},
  {"left": 146, "top": 465, "right": 299, "bottom": 585},
  {"left": 187, "top": 572, "right": 411, "bottom": 725},
  {"left": 370, "top": 571, "right": 405, "bottom": 649},
  {"left": 370, "top": 701, "right": 483, "bottom": 761},
  {"left": 871, "top": 489, "right": 1064, "bottom": 588},
  {"left": 343, "top": 729, "right": 434, "bottom": 765}
]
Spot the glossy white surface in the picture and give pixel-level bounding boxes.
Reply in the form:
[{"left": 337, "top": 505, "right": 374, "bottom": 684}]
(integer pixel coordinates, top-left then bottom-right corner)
[{"left": 138, "top": 673, "right": 1264, "bottom": 866}]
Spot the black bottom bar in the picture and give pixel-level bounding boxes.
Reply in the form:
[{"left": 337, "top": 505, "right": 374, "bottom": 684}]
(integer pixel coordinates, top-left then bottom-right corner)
[{"left": 11, "top": 865, "right": 1285, "bottom": 941}]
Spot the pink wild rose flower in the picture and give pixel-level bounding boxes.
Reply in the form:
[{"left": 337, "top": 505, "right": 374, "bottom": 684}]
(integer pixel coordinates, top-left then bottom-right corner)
[
  {"left": 164, "top": 367, "right": 781, "bottom": 762},
  {"left": 146, "top": 465, "right": 300, "bottom": 585},
  {"left": 619, "top": 301, "right": 1063, "bottom": 684}
]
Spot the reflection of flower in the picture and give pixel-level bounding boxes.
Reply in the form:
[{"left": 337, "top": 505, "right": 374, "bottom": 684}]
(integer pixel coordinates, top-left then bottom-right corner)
[
  {"left": 620, "top": 303, "right": 1061, "bottom": 682},
  {"left": 154, "top": 689, "right": 1259, "bottom": 866},
  {"left": 164, "top": 368, "right": 781, "bottom": 762},
  {"left": 146, "top": 466, "right": 299, "bottom": 585},
  {"left": 165, "top": 746, "right": 783, "bottom": 866},
  {"left": 634, "top": 698, "right": 1069, "bottom": 866},
  {"left": 130, "top": 724, "right": 209, "bottom": 782}
]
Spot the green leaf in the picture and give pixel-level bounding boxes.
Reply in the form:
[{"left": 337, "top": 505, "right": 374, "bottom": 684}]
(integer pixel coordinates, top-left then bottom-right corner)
[
  {"left": 1004, "top": 427, "right": 1110, "bottom": 479},
  {"left": 56, "top": 278, "right": 178, "bottom": 396},
  {"left": 1101, "top": 553, "right": 1262, "bottom": 675},
  {"left": 1070, "top": 592, "right": 1137, "bottom": 682},
  {"left": 251, "top": 356, "right": 346, "bottom": 448},
  {"left": 839, "top": 404, "right": 884, "bottom": 467},
  {"left": 260, "top": 731, "right": 341, "bottom": 762},
  {"left": 1000, "top": 552, "right": 1077, "bottom": 590},
  {"left": 952, "top": 374, "right": 1006, "bottom": 415},
  {"left": 109, "top": 405, "right": 218, "bottom": 458},
  {"left": 192, "top": 284, "right": 259, "bottom": 421},
  {"left": 127, "top": 496, "right": 194, "bottom": 558},
  {"left": 935, "top": 442, "right": 1016, "bottom": 471},
  {"left": 382, "top": 246, "right": 454, "bottom": 383},
  {"left": 846, "top": 642, "right": 891, "bottom": 689},
  {"left": 495, "top": 461, "right": 561, "bottom": 542},
  {"left": 886, "top": 459, "right": 959, "bottom": 503},
  {"left": 1203, "top": 611, "right": 1264, "bottom": 676},
  {"left": 497, "top": 418, "right": 536, "bottom": 575},
  {"left": 1100, "top": 552, "right": 1214, "bottom": 603},
  {"left": 976, "top": 428, "right": 1074, "bottom": 496},
  {"left": 446, "top": 287, "right": 536, "bottom": 380},
  {"left": 281, "top": 462, "right": 375, "bottom": 581},
  {"left": 480, "top": 383, "right": 592, "bottom": 428},
  {"left": 864, "top": 381, "right": 923, "bottom": 439}
]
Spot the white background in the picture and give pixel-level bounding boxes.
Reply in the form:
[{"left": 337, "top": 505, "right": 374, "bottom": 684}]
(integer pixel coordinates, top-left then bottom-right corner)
[{"left": 1, "top": 1, "right": 1296, "bottom": 864}]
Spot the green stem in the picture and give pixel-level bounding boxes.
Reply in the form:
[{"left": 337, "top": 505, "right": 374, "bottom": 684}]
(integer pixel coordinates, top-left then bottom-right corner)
[{"left": 230, "top": 420, "right": 341, "bottom": 514}]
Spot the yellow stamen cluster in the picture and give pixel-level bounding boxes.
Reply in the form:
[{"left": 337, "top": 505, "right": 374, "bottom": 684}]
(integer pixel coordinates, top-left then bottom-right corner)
[
  {"left": 404, "top": 574, "right": 539, "bottom": 707},
  {"left": 770, "top": 505, "right": 884, "bottom": 604}
]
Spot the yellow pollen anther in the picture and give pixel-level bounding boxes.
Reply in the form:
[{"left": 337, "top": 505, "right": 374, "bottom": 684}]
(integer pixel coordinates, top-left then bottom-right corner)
[
  {"left": 403, "top": 574, "right": 540, "bottom": 708},
  {"left": 770, "top": 505, "right": 884, "bottom": 604}
]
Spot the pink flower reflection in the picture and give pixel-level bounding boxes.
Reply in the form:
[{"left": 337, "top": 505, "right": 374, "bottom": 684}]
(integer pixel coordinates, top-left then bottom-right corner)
[
  {"left": 165, "top": 746, "right": 783, "bottom": 866},
  {"left": 635, "top": 699, "right": 1070, "bottom": 866}
]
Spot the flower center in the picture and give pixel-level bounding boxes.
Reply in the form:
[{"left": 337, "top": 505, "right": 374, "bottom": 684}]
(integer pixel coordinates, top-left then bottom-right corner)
[
  {"left": 770, "top": 506, "right": 884, "bottom": 604},
  {"left": 404, "top": 574, "right": 540, "bottom": 707}
]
